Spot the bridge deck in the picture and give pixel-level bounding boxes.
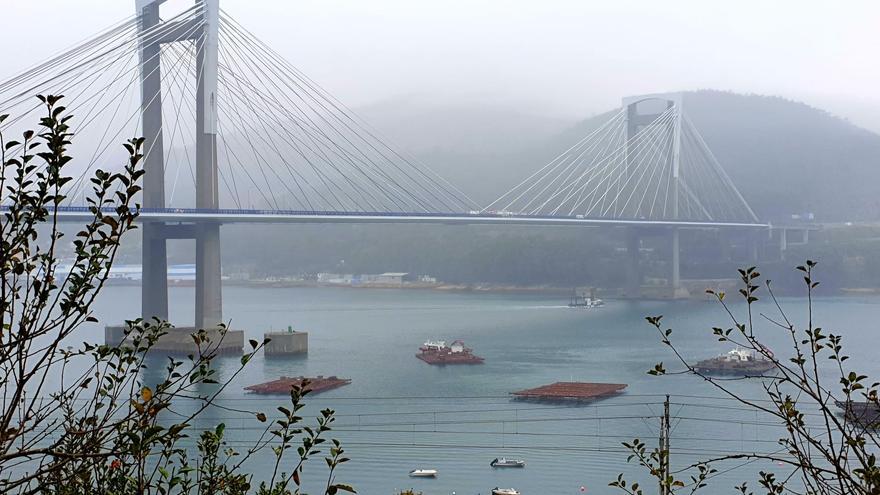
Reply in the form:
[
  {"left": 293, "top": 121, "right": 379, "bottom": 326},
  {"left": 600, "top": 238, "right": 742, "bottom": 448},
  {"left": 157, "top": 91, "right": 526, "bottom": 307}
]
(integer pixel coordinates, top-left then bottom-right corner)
[{"left": 29, "top": 206, "right": 768, "bottom": 229}]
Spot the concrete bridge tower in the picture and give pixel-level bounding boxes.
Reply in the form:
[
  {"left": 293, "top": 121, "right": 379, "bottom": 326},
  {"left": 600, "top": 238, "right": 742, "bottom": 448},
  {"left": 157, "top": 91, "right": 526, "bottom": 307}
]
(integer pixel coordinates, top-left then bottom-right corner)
[
  {"left": 137, "top": 0, "right": 222, "bottom": 328},
  {"left": 621, "top": 93, "right": 687, "bottom": 299}
]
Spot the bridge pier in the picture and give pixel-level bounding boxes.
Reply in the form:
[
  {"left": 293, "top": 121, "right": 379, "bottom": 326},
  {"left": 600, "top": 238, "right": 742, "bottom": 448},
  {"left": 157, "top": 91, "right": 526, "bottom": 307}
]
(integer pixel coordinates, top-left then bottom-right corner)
[
  {"left": 624, "top": 228, "right": 642, "bottom": 298},
  {"left": 668, "top": 228, "right": 689, "bottom": 299},
  {"left": 749, "top": 230, "right": 760, "bottom": 263},
  {"left": 195, "top": 223, "right": 223, "bottom": 329},
  {"left": 194, "top": 0, "right": 222, "bottom": 329},
  {"left": 671, "top": 227, "right": 680, "bottom": 291},
  {"left": 142, "top": 225, "right": 169, "bottom": 321},
  {"left": 136, "top": 0, "right": 224, "bottom": 329},
  {"left": 623, "top": 227, "right": 688, "bottom": 299},
  {"left": 138, "top": 0, "right": 169, "bottom": 322}
]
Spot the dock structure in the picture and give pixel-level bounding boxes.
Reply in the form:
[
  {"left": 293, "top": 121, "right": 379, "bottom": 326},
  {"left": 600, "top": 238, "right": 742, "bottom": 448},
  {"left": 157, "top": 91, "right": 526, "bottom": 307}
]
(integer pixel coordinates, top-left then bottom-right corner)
[
  {"left": 245, "top": 376, "right": 351, "bottom": 395},
  {"left": 264, "top": 326, "right": 308, "bottom": 356},
  {"left": 511, "top": 382, "right": 627, "bottom": 402}
]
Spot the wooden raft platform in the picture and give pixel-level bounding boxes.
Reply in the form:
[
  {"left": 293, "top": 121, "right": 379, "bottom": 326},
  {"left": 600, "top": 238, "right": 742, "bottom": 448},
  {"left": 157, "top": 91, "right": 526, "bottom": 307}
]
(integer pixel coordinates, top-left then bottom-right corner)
[
  {"left": 244, "top": 376, "right": 351, "bottom": 395},
  {"left": 511, "top": 382, "right": 627, "bottom": 402}
]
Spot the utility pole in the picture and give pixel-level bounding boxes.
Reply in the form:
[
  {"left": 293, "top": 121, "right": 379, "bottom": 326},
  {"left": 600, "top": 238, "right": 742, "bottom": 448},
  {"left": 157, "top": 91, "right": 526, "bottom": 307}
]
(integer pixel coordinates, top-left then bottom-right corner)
[{"left": 659, "top": 394, "right": 671, "bottom": 495}]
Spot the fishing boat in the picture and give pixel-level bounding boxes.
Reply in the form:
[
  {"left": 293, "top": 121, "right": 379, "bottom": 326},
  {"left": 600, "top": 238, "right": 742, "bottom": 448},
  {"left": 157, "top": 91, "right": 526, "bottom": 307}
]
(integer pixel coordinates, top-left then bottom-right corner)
[
  {"left": 416, "top": 340, "right": 484, "bottom": 365},
  {"left": 694, "top": 347, "right": 774, "bottom": 375},
  {"left": 408, "top": 469, "right": 438, "bottom": 478},
  {"left": 568, "top": 288, "right": 604, "bottom": 308},
  {"left": 490, "top": 457, "right": 525, "bottom": 468},
  {"left": 492, "top": 488, "right": 521, "bottom": 495}
]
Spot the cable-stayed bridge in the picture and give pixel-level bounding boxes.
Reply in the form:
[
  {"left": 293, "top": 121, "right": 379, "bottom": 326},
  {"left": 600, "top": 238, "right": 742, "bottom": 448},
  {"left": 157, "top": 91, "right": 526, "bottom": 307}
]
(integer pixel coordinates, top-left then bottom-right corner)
[
  {"left": 485, "top": 94, "right": 758, "bottom": 225},
  {"left": 0, "top": 0, "right": 766, "bottom": 327}
]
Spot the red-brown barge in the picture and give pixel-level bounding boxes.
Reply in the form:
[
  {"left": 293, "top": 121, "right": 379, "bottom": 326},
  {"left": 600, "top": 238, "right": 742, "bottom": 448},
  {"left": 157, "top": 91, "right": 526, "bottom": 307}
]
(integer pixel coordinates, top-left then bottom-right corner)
[
  {"left": 417, "top": 340, "right": 484, "bottom": 365},
  {"left": 244, "top": 375, "right": 351, "bottom": 395},
  {"left": 511, "top": 382, "right": 627, "bottom": 402}
]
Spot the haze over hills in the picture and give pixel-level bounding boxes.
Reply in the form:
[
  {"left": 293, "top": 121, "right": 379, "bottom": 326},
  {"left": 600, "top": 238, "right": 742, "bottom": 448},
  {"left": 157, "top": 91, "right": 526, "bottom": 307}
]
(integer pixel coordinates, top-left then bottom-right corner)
[
  {"left": 161, "top": 89, "right": 879, "bottom": 222},
  {"left": 357, "top": 96, "right": 573, "bottom": 155},
  {"left": 361, "top": 90, "right": 880, "bottom": 222},
  {"left": 355, "top": 97, "right": 574, "bottom": 207},
  {"left": 146, "top": 89, "right": 880, "bottom": 289},
  {"left": 683, "top": 91, "right": 880, "bottom": 222}
]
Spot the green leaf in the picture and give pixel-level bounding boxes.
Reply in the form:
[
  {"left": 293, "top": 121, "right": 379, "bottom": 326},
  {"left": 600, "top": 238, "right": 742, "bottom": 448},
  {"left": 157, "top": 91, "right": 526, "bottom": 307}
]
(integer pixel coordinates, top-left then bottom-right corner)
[{"left": 334, "top": 483, "right": 357, "bottom": 493}]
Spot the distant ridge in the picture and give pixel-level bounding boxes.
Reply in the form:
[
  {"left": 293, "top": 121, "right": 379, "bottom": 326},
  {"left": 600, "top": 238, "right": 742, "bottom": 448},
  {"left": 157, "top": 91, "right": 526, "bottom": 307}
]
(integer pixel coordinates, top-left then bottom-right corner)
[
  {"left": 388, "top": 90, "right": 880, "bottom": 222},
  {"left": 531, "top": 90, "right": 880, "bottom": 222}
]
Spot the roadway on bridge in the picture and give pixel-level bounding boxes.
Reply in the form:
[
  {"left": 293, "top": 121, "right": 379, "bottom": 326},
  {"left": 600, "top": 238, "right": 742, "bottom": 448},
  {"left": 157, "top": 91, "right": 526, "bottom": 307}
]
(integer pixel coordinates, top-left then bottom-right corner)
[{"left": 44, "top": 206, "right": 768, "bottom": 229}]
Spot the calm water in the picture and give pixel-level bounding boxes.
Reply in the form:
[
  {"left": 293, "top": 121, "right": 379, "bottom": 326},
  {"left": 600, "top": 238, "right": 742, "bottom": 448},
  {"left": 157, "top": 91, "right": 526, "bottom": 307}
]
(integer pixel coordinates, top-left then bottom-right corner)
[{"left": 79, "top": 286, "right": 880, "bottom": 494}]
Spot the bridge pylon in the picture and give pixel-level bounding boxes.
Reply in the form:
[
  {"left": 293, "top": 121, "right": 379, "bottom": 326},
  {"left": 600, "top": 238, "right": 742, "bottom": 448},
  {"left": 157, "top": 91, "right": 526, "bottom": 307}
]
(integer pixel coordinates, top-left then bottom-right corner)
[
  {"left": 622, "top": 93, "right": 687, "bottom": 298},
  {"left": 137, "top": 0, "right": 222, "bottom": 328}
]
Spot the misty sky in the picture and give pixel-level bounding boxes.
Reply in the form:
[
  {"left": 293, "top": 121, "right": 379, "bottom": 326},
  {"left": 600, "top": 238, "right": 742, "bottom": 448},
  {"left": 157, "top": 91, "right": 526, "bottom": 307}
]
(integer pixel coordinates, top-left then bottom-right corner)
[{"left": 4, "top": 1, "right": 880, "bottom": 130}]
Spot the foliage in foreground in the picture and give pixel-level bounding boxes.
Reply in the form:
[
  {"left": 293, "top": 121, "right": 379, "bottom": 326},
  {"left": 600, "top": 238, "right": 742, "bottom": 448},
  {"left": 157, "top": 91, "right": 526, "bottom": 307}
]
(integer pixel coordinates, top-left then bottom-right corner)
[
  {"left": 0, "top": 97, "right": 352, "bottom": 494},
  {"left": 612, "top": 261, "right": 880, "bottom": 495}
]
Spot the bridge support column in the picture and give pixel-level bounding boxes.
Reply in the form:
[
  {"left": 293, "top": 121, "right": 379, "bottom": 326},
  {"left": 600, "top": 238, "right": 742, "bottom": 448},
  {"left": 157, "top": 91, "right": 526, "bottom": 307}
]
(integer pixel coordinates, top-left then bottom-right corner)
[
  {"left": 195, "top": 223, "right": 222, "bottom": 329},
  {"left": 142, "top": 225, "right": 169, "bottom": 321},
  {"left": 194, "top": 0, "right": 222, "bottom": 329},
  {"left": 624, "top": 228, "right": 641, "bottom": 298},
  {"left": 669, "top": 228, "right": 689, "bottom": 299},
  {"left": 717, "top": 229, "right": 731, "bottom": 262},
  {"left": 138, "top": 0, "right": 169, "bottom": 322},
  {"left": 749, "top": 230, "right": 760, "bottom": 263},
  {"left": 671, "top": 228, "right": 680, "bottom": 291},
  {"left": 779, "top": 228, "right": 788, "bottom": 261}
]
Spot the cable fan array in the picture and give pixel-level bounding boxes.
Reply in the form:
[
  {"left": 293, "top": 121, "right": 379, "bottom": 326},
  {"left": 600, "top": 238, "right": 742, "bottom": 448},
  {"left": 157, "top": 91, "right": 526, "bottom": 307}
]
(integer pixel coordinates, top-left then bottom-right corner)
[
  {"left": 0, "top": 4, "right": 206, "bottom": 205},
  {"left": 485, "top": 106, "right": 758, "bottom": 224},
  {"left": 0, "top": 3, "right": 757, "bottom": 223},
  {"left": 0, "top": 5, "right": 475, "bottom": 214}
]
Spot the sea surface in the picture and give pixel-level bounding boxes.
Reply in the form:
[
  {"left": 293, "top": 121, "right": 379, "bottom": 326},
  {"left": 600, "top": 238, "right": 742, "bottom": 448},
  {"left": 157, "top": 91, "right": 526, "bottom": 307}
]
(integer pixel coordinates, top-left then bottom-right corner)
[{"left": 77, "top": 286, "right": 880, "bottom": 494}]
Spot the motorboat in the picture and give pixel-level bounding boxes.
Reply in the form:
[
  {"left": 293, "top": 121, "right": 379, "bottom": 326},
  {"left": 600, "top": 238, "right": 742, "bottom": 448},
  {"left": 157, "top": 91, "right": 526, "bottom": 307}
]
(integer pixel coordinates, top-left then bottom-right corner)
[
  {"left": 490, "top": 457, "right": 525, "bottom": 468},
  {"left": 568, "top": 288, "right": 604, "bottom": 308},
  {"left": 408, "top": 469, "right": 438, "bottom": 478},
  {"left": 492, "top": 488, "right": 521, "bottom": 495}
]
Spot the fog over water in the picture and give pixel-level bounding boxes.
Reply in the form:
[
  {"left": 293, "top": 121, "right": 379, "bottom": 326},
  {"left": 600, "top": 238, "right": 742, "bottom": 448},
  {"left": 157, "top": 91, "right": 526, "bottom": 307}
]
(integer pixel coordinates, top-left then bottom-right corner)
[{"left": 4, "top": 1, "right": 880, "bottom": 493}]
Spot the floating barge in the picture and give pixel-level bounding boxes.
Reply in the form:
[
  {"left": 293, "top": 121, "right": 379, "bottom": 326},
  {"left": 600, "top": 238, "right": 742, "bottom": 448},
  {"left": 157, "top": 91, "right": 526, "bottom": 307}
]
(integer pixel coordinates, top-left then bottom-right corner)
[
  {"left": 695, "top": 347, "right": 775, "bottom": 375},
  {"left": 417, "top": 340, "right": 484, "bottom": 365},
  {"left": 511, "top": 382, "right": 627, "bottom": 402},
  {"left": 836, "top": 400, "right": 880, "bottom": 426},
  {"left": 244, "top": 375, "right": 351, "bottom": 395}
]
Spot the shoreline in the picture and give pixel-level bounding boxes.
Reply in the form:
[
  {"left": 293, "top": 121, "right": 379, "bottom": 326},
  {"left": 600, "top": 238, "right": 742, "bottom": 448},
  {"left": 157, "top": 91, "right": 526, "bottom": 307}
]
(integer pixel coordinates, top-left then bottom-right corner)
[
  {"left": 101, "top": 279, "right": 880, "bottom": 298},
  {"left": 226, "top": 280, "right": 577, "bottom": 295},
  {"left": 104, "top": 279, "right": 581, "bottom": 295}
]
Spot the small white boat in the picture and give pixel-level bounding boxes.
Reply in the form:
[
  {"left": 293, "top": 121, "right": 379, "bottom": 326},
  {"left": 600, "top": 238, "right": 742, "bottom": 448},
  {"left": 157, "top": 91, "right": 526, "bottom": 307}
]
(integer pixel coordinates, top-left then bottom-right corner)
[
  {"left": 409, "top": 469, "right": 438, "bottom": 478},
  {"left": 492, "top": 488, "right": 520, "bottom": 495},
  {"left": 490, "top": 457, "right": 526, "bottom": 468},
  {"left": 568, "top": 288, "right": 604, "bottom": 309}
]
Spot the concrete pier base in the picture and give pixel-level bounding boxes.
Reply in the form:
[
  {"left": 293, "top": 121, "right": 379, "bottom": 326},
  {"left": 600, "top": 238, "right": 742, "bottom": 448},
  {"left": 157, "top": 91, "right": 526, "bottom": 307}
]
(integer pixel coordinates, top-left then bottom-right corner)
[
  {"left": 264, "top": 330, "right": 309, "bottom": 356},
  {"left": 105, "top": 325, "right": 244, "bottom": 356},
  {"left": 623, "top": 228, "right": 642, "bottom": 298}
]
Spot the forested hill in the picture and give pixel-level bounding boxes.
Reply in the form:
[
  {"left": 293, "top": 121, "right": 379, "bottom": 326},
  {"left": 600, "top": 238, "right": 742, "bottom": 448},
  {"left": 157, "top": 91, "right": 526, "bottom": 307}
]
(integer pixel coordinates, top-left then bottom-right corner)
[
  {"left": 394, "top": 90, "right": 880, "bottom": 222},
  {"left": 678, "top": 91, "right": 880, "bottom": 222}
]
